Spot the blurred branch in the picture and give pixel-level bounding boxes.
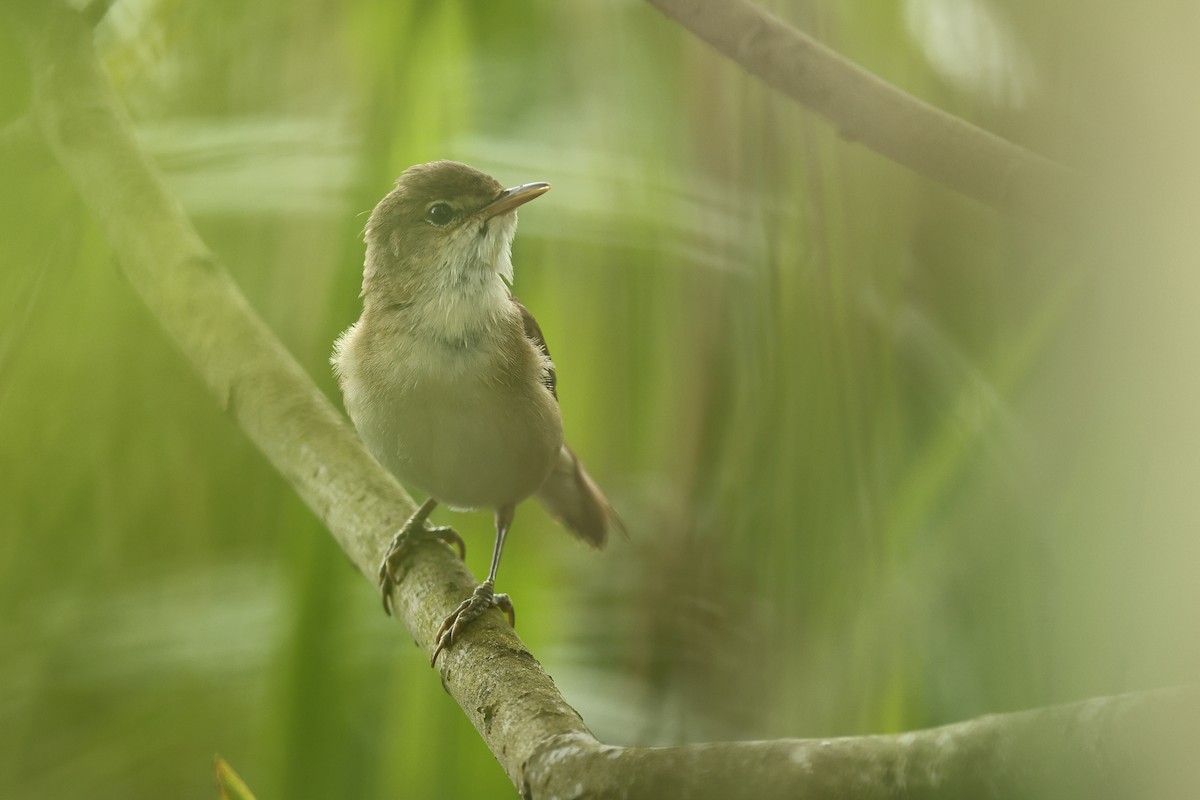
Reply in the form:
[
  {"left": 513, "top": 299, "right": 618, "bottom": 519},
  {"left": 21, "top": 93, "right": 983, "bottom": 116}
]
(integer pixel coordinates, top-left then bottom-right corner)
[
  {"left": 646, "top": 0, "right": 1078, "bottom": 220},
  {"left": 9, "top": 3, "right": 1196, "bottom": 799}
]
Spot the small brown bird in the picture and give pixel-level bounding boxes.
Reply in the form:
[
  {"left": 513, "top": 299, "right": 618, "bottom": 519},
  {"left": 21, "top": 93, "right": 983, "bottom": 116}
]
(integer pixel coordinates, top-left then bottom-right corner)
[{"left": 332, "top": 160, "right": 620, "bottom": 664}]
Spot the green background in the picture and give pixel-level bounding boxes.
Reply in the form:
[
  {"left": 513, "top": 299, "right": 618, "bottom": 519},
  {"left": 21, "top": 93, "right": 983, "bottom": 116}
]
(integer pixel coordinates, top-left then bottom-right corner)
[{"left": 3, "top": 1, "right": 1199, "bottom": 797}]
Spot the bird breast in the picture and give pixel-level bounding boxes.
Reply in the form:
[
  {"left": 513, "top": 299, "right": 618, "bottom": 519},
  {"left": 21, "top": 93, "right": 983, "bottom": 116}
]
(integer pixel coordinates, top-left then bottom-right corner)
[{"left": 336, "top": 310, "right": 563, "bottom": 511}]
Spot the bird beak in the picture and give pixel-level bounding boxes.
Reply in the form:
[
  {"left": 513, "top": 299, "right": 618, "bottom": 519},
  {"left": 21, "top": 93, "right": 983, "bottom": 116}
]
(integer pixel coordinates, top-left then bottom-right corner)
[{"left": 482, "top": 182, "right": 551, "bottom": 219}]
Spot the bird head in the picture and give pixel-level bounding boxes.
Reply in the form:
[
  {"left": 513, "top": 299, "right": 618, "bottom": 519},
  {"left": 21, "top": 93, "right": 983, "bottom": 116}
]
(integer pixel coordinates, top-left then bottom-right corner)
[{"left": 361, "top": 160, "right": 550, "bottom": 306}]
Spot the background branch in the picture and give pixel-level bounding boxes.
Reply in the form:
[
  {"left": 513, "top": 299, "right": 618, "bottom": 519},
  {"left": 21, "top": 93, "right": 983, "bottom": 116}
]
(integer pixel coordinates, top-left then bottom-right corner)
[
  {"left": 645, "top": 0, "right": 1077, "bottom": 220},
  {"left": 9, "top": 4, "right": 1196, "bottom": 799}
]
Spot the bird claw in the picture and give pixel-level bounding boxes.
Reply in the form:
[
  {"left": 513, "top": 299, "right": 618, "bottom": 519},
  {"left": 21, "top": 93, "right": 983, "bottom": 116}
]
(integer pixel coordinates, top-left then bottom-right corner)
[
  {"left": 378, "top": 524, "right": 466, "bottom": 616},
  {"left": 430, "top": 580, "right": 515, "bottom": 666}
]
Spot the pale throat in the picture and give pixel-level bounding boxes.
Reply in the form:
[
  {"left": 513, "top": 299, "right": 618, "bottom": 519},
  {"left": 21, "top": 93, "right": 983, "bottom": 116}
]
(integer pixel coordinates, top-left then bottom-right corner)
[{"left": 411, "top": 213, "right": 518, "bottom": 347}]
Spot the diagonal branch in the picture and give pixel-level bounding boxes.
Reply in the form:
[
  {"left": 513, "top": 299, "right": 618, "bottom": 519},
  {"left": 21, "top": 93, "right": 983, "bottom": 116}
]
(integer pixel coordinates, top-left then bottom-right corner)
[
  {"left": 645, "top": 0, "right": 1078, "bottom": 220},
  {"left": 10, "top": 4, "right": 1197, "bottom": 799},
  {"left": 7, "top": 3, "right": 592, "bottom": 794}
]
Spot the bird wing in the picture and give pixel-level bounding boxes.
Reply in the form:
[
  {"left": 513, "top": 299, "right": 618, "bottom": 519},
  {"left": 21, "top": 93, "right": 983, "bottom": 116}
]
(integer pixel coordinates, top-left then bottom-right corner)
[
  {"left": 509, "top": 294, "right": 622, "bottom": 548},
  {"left": 511, "top": 292, "right": 557, "bottom": 401}
]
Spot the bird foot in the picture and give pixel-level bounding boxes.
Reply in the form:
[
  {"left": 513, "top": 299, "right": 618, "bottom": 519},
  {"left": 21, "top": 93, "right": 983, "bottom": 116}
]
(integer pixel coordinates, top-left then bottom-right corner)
[
  {"left": 430, "top": 580, "right": 515, "bottom": 666},
  {"left": 378, "top": 522, "right": 465, "bottom": 616}
]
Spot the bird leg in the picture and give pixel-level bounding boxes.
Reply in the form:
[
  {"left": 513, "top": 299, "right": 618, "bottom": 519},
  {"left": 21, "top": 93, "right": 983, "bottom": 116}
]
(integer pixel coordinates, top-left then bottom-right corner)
[
  {"left": 431, "top": 504, "right": 516, "bottom": 666},
  {"left": 378, "top": 497, "right": 466, "bottom": 616}
]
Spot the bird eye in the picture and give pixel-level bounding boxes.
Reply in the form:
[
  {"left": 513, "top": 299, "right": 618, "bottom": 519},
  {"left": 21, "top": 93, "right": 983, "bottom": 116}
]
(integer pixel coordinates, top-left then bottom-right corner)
[{"left": 425, "top": 202, "right": 455, "bottom": 226}]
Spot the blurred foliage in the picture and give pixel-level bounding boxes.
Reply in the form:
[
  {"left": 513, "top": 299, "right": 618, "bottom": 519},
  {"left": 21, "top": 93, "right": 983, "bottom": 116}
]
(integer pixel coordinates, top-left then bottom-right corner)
[
  {"left": 214, "top": 756, "right": 258, "bottom": 800},
  {"left": 3, "top": 0, "right": 1200, "bottom": 798}
]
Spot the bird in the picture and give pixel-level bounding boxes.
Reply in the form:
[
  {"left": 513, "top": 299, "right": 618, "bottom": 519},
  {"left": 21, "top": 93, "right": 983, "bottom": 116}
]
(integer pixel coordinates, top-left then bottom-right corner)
[{"left": 332, "top": 160, "right": 620, "bottom": 665}]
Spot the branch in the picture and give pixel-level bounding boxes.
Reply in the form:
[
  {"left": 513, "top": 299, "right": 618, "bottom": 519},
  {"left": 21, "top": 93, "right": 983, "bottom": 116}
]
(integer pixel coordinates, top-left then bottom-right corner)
[
  {"left": 645, "top": 0, "right": 1078, "bottom": 220},
  {"left": 8, "top": 3, "right": 591, "bottom": 794},
  {"left": 531, "top": 689, "right": 1200, "bottom": 799},
  {"left": 11, "top": 4, "right": 1196, "bottom": 799}
]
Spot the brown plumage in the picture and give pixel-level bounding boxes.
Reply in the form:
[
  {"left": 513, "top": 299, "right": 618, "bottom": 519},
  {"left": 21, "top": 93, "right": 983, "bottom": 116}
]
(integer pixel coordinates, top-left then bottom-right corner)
[{"left": 332, "top": 160, "right": 620, "bottom": 664}]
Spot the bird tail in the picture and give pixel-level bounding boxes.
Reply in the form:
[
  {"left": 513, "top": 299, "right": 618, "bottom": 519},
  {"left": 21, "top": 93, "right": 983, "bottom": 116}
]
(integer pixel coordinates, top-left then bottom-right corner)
[{"left": 535, "top": 444, "right": 622, "bottom": 548}]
